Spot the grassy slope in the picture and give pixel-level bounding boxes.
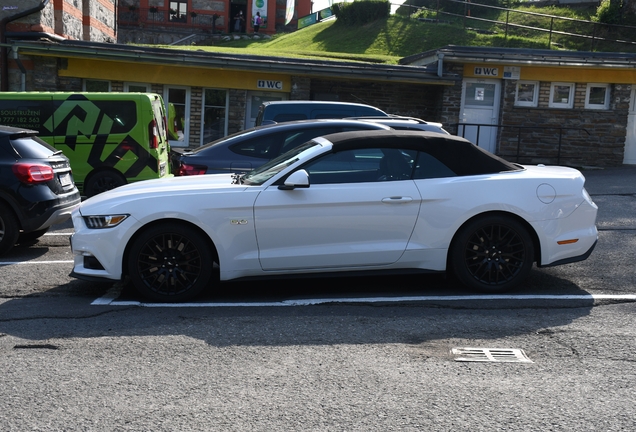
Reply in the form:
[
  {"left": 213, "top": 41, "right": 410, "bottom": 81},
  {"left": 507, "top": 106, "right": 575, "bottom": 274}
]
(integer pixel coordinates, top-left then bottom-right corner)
[{"left": 168, "top": 5, "right": 635, "bottom": 65}]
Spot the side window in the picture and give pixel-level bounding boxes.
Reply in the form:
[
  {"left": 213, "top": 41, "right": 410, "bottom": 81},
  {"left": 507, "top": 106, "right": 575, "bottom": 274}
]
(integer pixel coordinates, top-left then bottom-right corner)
[
  {"left": 413, "top": 152, "right": 456, "bottom": 179},
  {"left": 0, "top": 100, "right": 54, "bottom": 134},
  {"left": 52, "top": 100, "right": 137, "bottom": 135},
  {"left": 303, "top": 148, "right": 415, "bottom": 184},
  {"left": 229, "top": 133, "right": 283, "bottom": 159},
  {"left": 93, "top": 101, "right": 137, "bottom": 134},
  {"left": 84, "top": 79, "right": 110, "bottom": 92}
]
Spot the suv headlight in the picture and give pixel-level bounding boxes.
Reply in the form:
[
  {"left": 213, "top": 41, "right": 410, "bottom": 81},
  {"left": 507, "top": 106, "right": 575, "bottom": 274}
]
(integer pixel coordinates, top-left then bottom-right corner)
[{"left": 83, "top": 215, "right": 129, "bottom": 229}]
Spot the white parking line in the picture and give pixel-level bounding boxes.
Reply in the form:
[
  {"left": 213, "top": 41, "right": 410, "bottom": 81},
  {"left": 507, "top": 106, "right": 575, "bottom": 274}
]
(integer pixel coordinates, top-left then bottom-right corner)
[
  {"left": 92, "top": 290, "right": 636, "bottom": 307},
  {"left": 0, "top": 260, "right": 74, "bottom": 266}
]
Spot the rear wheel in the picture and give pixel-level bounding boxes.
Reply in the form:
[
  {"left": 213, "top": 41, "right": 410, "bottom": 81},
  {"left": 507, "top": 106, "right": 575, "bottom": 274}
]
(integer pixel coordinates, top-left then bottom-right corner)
[
  {"left": 450, "top": 215, "right": 534, "bottom": 293},
  {"left": 0, "top": 204, "right": 19, "bottom": 255},
  {"left": 84, "top": 170, "right": 126, "bottom": 197},
  {"left": 127, "top": 222, "right": 214, "bottom": 302}
]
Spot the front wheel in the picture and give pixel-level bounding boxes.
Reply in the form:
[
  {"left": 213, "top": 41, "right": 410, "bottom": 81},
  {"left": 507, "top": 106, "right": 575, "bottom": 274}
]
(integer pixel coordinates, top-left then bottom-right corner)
[
  {"left": 450, "top": 215, "right": 534, "bottom": 293},
  {"left": 127, "top": 223, "right": 214, "bottom": 302}
]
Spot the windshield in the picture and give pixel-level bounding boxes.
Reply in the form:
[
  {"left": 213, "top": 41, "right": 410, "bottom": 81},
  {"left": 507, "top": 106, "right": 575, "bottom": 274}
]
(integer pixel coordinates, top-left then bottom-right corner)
[{"left": 242, "top": 141, "right": 321, "bottom": 185}]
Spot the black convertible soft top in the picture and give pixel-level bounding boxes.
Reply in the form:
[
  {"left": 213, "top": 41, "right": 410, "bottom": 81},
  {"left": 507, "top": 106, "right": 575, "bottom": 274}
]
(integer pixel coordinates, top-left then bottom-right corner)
[{"left": 323, "top": 130, "right": 520, "bottom": 176}]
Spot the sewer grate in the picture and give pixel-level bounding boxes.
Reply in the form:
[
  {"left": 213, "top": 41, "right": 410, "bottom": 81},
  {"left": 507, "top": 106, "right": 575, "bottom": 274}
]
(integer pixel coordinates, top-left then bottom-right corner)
[{"left": 451, "top": 347, "right": 533, "bottom": 363}]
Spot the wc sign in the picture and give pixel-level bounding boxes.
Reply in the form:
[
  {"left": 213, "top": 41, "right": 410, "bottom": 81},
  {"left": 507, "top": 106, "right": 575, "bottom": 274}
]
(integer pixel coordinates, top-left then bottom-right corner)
[
  {"left": 473, "top": 67, "right": 499, "bottom": 77},
  {"left": 257, "top": 80, "right": 283, "bottom": 90}
]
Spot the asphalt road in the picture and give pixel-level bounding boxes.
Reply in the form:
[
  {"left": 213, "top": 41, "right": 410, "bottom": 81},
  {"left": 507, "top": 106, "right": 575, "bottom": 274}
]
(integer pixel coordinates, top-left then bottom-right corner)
[{"left": 0, "top": 166, "right": 635, "bottom": 431}]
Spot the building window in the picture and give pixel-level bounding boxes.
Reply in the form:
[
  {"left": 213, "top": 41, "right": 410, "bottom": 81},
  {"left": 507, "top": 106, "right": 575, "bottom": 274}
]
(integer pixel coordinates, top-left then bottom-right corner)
[
  {"left": 585, "top": 84, "right": 610, "bottom": 110},
  {"left": 124, "top": 82, "right": 151, "bottom": 92},
  {"left": 549, "top": 83, "right": 575, "bottom": 109},
  {"left": 514, "top": 81, "right": 539, "bottom": 107},
  {"left": 84, "top": 79, "right": 110, "bottom": 92},
  {"left": 201, "top": 89, "right": 228, "bottom": 145},
  {"left": 164, "top": 86, "right": 190, "bottom": 147},
  {"left": 169, "top": 1, "right": 188, "bottom": 22}
]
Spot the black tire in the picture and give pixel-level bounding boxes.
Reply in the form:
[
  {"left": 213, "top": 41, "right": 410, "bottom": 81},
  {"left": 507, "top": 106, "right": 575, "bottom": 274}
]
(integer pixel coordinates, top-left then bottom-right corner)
[
  {"left": 450, "top": 215, "right": 534, "bottom": 293},
  {"left": 18, "top": 227, "right": 50, "bottom": 244},
  {"left": 0, "top": 204, "right": 19, "bottom": 255},
  {"left": 84, "top": 170, "right": 126, "bottom": 197},
  {"left": 127, "top": 222, "right": 214, "bottom": 302}
]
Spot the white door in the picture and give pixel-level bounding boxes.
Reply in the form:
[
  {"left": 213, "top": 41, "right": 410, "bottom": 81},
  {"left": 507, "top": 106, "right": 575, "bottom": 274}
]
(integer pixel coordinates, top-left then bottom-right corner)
[
  {"left": 458, "top": 79, "right": 500, "bottom": 154},
  {"left": 253, "top": 147, "right": 421, "bottom": 270},
  {"left": 624, "top": 87, "right": 636, "bottom": 164}
]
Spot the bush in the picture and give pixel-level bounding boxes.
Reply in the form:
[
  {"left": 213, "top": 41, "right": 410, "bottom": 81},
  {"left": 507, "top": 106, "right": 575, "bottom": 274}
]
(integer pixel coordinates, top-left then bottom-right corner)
[
  {"left": 594, "top": 0, "right": 623, "bottom": 24},
  {"left": 332, "top": 0, "right": 390, "bottom": 25}
]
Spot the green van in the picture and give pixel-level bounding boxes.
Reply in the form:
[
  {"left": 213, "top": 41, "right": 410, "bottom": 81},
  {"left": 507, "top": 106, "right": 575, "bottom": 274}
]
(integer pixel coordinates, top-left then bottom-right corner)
[{"left": 0, "top": 92, "right": 172, "bottom": 197}]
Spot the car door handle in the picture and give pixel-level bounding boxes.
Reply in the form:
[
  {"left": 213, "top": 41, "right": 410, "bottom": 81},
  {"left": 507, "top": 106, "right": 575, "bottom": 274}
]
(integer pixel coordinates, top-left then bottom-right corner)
[{"left": 382, "top": 196, "right": 413, "bottom": 204}]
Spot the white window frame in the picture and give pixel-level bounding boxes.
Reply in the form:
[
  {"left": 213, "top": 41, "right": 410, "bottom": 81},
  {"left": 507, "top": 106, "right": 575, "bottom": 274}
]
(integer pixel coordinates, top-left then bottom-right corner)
[
  {"left": 514, "top": 81, "right": 539, "bottom": 107},
  {"left": 585, "top": 83, "right": 610, "bottom": 110},
  {"left": 549, "top": 82, "right": 575, "bottom": 109},
  {"left": 164, "top": 86, "right": 191, "bottom": 148}
]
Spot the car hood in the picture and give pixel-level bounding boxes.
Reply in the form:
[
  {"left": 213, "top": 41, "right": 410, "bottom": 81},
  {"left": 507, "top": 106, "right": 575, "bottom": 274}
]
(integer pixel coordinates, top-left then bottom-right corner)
[{"left": 80, "top": 174, "right": 246, "bottom": 211}]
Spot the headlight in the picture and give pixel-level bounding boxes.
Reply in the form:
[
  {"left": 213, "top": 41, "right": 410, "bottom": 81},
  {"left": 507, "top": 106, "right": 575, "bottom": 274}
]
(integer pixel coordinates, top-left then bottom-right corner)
[{"left": 83, "top": 214, "right": 129, "bottom": 229}]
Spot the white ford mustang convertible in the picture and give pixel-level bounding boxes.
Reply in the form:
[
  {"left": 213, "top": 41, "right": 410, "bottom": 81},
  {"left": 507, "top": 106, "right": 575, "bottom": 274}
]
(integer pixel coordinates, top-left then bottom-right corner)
[{"left": 70, "top": 130, "right": 598, "bottom": 302}]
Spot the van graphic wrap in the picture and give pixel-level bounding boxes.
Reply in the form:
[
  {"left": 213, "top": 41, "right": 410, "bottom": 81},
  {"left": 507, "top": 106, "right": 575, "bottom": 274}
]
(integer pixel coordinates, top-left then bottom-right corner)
[{"left": 0, "top": 93, "right": 171, "bottom": 196}]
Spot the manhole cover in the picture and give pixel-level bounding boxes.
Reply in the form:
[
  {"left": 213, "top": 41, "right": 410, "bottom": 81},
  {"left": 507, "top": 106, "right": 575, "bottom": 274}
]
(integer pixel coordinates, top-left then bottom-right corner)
[{"left": 451, "top": 347, "right": 533, "bottom": 363}]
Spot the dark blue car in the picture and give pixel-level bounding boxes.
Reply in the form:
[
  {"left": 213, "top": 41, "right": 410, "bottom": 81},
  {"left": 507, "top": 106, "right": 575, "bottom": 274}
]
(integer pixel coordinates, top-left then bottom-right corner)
[{"left": 173, "top": 119, "right": 391, "bottom": 176}]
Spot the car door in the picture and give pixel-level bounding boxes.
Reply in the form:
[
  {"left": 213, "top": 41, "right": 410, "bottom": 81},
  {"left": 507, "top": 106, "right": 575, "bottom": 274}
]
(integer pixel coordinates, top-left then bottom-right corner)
[{"left": 253, "top": 147, "right": 421, "bottom": 270}]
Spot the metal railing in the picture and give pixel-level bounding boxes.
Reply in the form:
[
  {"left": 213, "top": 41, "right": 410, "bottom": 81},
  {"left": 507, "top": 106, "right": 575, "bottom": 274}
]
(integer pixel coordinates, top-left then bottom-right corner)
[
  {"left": 402, "top": 0, "right": 636, "bottom": 51},
  {"left": 455, "top": 123, "right": 591, "bottom": 165}
]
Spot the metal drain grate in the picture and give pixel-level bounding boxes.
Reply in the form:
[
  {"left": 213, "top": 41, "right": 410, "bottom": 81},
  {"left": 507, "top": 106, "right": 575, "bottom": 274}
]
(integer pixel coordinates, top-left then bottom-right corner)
[{"left": 451, "top": 347, "right": 533, "bottom": 363}]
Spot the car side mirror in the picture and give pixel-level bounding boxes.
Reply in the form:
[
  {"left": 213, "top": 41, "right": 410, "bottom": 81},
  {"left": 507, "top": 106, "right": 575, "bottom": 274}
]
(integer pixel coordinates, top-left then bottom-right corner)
[{"left": 279, "top": 169, "right": 310, "bottom": 190}]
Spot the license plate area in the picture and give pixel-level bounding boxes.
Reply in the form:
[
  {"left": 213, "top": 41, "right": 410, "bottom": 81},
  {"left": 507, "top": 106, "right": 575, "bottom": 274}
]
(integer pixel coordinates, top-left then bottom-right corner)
[{"left": 59, "top": 172, "right": 72, "bottom": 187}]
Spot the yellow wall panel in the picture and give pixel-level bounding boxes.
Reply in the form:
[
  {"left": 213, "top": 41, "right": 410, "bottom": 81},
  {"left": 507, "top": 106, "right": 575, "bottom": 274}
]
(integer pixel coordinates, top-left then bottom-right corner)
[{"left": 59, "top": 58, "right": 290, "bottom": 91}]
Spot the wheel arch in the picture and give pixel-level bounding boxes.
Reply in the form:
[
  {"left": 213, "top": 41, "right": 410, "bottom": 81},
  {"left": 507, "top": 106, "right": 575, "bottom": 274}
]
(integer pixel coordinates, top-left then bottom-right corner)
[
  {"left": 0, "top": 195, "right": 23, "bottom": 231},
  {"left": 83, "top": 168, "right": 127, "bottom": 196},
  {"left": 121, "top": 218, "right": 220, "bottom": 278},
  {"left": 446, "top": 210, "right": 541, "bottom": 271}
]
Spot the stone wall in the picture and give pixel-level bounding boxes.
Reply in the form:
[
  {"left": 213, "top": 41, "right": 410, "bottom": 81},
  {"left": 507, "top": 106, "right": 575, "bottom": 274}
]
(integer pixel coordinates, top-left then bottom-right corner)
[{"left": 499, "top": 81, "right": 630, "bottom": 167}]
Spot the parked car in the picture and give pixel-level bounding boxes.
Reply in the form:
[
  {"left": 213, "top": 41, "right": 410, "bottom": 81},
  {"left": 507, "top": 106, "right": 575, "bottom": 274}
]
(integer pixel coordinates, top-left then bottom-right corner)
[
  {"left": 348, "top": 116, "right": 450, "bottom": 134},
  {"left": 70, "top": 130, "right": 598, "bottom": 302},
  {"left": 0, "top": 125, "right": 81, "bottom": 255},
  {"left": 255, "top": 101, "right": 389, "bottom": 126},
  {"left": 172, "top": 119, "right": 391, "bottom": 176},
  {"left": 0, "top": 92, "right": 172, "bottom": 197}
]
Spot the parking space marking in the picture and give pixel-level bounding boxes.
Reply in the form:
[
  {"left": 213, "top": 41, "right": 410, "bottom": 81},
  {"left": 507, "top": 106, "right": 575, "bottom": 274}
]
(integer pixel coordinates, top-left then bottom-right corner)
[
  {"left": 0, "top": 260, "right": 74, "bottom": 266},
  {"left": 92, "top": 292, "right": 636, "bottom": 307}
]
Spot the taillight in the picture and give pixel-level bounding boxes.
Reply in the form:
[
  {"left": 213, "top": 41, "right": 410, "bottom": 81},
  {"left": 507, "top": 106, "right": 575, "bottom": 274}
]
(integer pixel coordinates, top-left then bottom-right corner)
[
  {"left": 149, "top": 119, "right": 159, "bottom": 149},
  {"left": 12, "top": 163, "right": 55, "bottom": 184},
  {"left": 175, "top": 162, "right": 207, "bottom": 176}
]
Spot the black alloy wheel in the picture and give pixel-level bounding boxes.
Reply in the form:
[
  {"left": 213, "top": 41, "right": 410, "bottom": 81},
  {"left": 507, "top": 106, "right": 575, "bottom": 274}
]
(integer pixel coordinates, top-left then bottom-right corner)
[
  {"left": 127, "top": 223, "right": 214, "bottom": 302},
  {"left": 451, "top": 215, "right": 534, "bottom": 292},
  {"left": 0, "top": 204, "right": 19, "bottom": 255}
]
